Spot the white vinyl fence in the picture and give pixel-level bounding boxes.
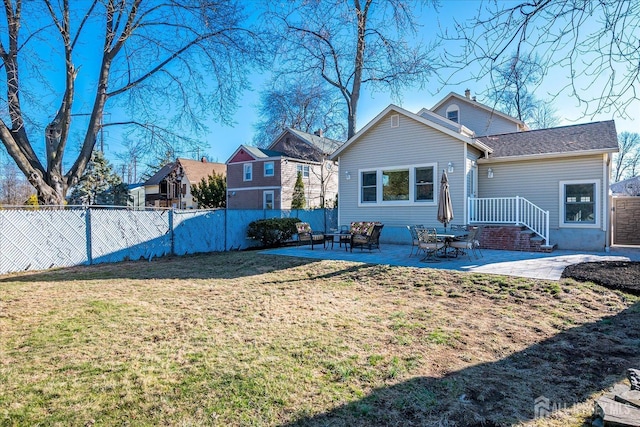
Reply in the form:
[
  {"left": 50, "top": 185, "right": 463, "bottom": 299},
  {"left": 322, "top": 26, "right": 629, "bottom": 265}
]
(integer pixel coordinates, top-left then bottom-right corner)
[{"left": 0, "top": 207, "right": 336, "bottom": 275}]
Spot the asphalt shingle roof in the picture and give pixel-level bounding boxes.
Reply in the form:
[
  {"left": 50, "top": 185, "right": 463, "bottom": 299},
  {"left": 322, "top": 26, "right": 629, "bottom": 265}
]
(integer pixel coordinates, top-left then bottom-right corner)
[
  {"left": 178, "top": 158, "right": 226, "bottom": 183},
  {"left": 287, "top": 128, "right": 343, "bottom": 155},
  {"left": 477, "top": 120, "right": 618, "bottom": 159},
  {"left": 240, "top": 145, "right": 284, "bottom": 159}
]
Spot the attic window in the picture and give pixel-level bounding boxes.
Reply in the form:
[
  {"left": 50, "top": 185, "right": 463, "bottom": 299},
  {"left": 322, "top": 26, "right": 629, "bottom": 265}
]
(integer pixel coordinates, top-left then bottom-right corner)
[
  {"left": 446, "top": 104, "right": 459, "bottom": 123},
  {"left": 390, "top": 114, "right": 399, "bottom": 128}
]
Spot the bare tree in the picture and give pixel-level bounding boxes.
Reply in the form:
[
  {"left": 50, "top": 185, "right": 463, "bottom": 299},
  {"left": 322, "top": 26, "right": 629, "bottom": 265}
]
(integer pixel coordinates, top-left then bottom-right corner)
[
  {"left": 253, "top": 76, "right": 346, "bottom": 148},
  {"left": 0, "top": 159, "right": 33, "bottom": 205},
  {"left": 485, "top": 52, "right": 559, "bottom": 129},
  {"left": 444, "top": 0, "right": 640, "bottom": 120},
  {"left": 0, "top": 0, "right": 260, "bottom": 205},
  {"left": 264, "top": 0, "right": 438, "bottom": 139},
  {"left": 613, "top": 132, "right": 640, "bottom": 182}
]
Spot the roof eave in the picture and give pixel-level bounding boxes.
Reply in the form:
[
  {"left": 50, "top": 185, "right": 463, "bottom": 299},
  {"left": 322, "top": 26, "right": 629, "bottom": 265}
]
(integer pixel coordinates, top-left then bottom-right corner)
[{"left": 478, "top": 148, "right": 619, "bottom": 164}]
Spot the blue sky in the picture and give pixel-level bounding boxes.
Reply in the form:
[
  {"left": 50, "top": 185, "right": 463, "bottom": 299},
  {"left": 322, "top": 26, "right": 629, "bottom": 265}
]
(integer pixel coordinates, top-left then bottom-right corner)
[{"left": 195, "top": 1, "right": 639, "bottom": 165}]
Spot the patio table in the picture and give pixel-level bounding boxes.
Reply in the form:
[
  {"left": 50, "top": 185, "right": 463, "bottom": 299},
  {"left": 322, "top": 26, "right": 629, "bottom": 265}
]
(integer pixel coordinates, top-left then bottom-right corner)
[
  {"left": 436, "top": 233, "right": 467, "bottom": 258},
  {"left": 323, "top": 232, "right": 350, "bottom": 251}
]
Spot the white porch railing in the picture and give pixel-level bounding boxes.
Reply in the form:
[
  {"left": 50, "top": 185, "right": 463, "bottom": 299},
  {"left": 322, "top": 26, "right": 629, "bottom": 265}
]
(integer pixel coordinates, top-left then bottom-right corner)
[{"left": 467, "top": 196, "right": 549, "bottom": 244}]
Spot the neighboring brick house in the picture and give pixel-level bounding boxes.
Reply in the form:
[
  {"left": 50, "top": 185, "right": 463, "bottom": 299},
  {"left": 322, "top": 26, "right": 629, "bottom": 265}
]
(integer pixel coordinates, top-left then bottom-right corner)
[
  {"left": 144, "top": 157, "right": 226, "bottom": 209},
  {"left": 226, "top": 128, "right": 341, "bottom": 209}
]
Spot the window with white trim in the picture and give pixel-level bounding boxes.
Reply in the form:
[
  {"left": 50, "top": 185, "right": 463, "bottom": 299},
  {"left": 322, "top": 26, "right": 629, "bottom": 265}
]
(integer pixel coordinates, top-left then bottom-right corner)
[
  {"left": 263, "top": 190, "right": 274, "bottom": 209},
  {"left": 264, "top": 161, "right": 274, "bottom": 177},
  {"left": 415, "top": 166, "right": 435, "bottom": 202},
  {"left": 296, "top": 164, "right": 310, "bottom": 178},
  {"left": 559, "top": 180, "right": 599, "bottom": 227},
  {"left": 361, "top": 171, "right": 377, "bottom": 203},
  {"left": 359, "top": 163, "right": 437, "bottom": 206},
  {"left": 243, "top": 163, "right": 252, "bottom": 181},
  {"left": 383, "top": 169, "right": 409, "bottom": 201},
  {"left": 446, "top": 104, "right": 459, "bottom": 123}
]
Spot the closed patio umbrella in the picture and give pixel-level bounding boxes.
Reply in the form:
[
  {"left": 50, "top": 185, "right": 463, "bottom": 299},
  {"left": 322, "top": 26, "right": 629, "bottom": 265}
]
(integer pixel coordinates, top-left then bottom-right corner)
[{"left": 437, "top": 169, "right": 454, "bottom": 232}]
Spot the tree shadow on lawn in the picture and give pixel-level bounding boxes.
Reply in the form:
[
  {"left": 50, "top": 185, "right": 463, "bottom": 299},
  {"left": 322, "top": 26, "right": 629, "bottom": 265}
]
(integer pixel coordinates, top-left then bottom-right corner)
[
  {"left": 283, "top": 302, "right": 640, "bottom": 427},
  {"left": 0, "top": 251, "right": 374, "bottom": 283}
]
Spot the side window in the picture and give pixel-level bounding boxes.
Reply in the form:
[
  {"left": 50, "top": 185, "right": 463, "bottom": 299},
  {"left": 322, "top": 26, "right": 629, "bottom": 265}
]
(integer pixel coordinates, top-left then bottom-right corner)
[
  {"left": 446, "top": 104, "right": 460, "bottom": 123},
  {"left": 243, "top": 163, "right": 252, "bottom": 181},
  {"left": 564, "top": 183, "right": 595, "bottom": 223},
  {"left": 297, "top": 164, "right": 310, "bottom": 178},
  {"left": 264, "top": 161, "right": 274, "bottom": 177},
  {"left": 560, "top": 180, "right": 599, "bottom": 227},
  {"left": 415, "top": 166, "right": 434, "bottom": 202},
  {"left": 361, "top": 171, "right": 377, "bottom": 203},
  {"left": 263, "top": 190, "right": 274, "bottom": 209}
]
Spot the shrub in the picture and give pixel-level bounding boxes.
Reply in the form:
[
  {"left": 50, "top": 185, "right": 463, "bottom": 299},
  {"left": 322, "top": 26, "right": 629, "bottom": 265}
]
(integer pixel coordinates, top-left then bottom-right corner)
[{"left": 247, "top": 217, "right": 300, "bottom": 247}]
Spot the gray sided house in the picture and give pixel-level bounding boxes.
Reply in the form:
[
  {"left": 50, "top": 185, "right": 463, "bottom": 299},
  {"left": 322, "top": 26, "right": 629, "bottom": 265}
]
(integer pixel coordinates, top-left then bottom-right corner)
[
  {"left": 226, "top": 128, "right": 341, "bottom": 210},
  {"left": 330, "top": 92, "right": 618, "bottom": 251}
]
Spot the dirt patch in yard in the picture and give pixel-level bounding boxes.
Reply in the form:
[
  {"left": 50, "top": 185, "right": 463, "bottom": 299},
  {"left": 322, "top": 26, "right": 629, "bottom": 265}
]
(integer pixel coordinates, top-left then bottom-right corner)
[{"left": 562, "top": 261, "right": 640, "bottom": 295}]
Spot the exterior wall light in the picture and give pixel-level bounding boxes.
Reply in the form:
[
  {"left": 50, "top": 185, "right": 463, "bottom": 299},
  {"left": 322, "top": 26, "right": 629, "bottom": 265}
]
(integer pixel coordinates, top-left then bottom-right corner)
[
  {"left": 487, "top": 168, "right": 494, "bottom": 179},
  {"left": 447, "top": 162, "right": 454, "bottom": 173},
  {"left": 345, "top": 171, "right": 351, "bottom": 180}
]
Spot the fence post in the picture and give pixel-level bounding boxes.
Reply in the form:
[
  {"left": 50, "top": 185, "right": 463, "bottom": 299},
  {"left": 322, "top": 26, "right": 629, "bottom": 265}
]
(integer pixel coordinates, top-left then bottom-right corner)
[
  {"left": 85, "top": 208, "right": 93, "bottom": 265},
  {"left": 545, "top": 210, "right": 550, "bottom": 245},
  {"left": 169, "top": 209, "right": 175, "bottom": 255},
  {"left": 515, "top": 196, "right": 520, "bottom": 225}
]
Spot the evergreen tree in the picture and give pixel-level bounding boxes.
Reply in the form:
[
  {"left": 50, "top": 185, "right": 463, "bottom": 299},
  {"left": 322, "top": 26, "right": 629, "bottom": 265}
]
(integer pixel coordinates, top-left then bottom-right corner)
[
  {"left": 68, "top": 151, "right": 130, "bottom": 206},
  {"left": 191, "top": 172, "right": 227, "bottom": 208},
  {"left": 291, "top": 172, "right": 306, "bottom": 209}
]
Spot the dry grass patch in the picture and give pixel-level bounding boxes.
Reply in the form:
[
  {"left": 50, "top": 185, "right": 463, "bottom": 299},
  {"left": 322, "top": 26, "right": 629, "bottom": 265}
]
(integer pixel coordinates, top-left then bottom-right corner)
[{"left": 0, "top": 251, "right": 639, "bottom": 426}]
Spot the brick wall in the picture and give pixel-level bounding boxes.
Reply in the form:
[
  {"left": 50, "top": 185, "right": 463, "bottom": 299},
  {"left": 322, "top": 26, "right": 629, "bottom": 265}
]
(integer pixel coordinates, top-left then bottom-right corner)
[{"left": 478, "top": 225, "right": 546, "bottom": 252}]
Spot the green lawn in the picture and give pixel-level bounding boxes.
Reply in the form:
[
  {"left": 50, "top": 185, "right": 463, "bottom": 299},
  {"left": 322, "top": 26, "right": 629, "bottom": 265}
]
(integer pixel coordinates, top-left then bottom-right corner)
[{"left": 1, "top": 251, "right": 638, "bottom": 426}]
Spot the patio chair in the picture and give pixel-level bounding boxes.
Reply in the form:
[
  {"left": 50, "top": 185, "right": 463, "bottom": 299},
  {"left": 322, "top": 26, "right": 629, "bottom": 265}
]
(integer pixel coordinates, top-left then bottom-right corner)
[
  {"left": 416, "top": 227, "right": 445, "bottom": 262},
  {"left": 449, "top": 226, "right": 481, "bottom": 260},
  {"left": 295, "top": 222, "right": 325, "bottom": 250},
  {"left": 350, "top": 223, "right": 384, "bottom": 252},
  {"left": 407, "top": 224, "right": 425, "bottom": 257},
  {"left": 338, "top": 225, "right": 351, "bottom": 248}
]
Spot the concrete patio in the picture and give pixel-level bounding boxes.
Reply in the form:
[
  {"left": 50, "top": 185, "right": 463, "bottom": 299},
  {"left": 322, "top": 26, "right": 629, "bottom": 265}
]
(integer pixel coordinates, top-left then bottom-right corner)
[{"left": 263, "top": 243, "right": 640, "bottom": 281}]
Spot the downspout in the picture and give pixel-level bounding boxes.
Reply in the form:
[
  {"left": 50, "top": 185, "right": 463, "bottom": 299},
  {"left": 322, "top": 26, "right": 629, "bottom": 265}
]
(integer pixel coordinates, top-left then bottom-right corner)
[
  {"left": 604, "top": 153, "right": 611, "bottom": 252},
  {"left": 463, "top": 143, "right": 468, "bottom": 223},
  {"left": 337, "top": 156, "right": 342, "bottom": 228}
]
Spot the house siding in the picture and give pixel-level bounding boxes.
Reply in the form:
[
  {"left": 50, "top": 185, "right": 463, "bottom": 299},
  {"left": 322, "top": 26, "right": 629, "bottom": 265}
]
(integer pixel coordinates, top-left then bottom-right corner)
[
  {"left": 477, "top": 155, "right": 607, "bottom": 250},
  {"left": 227, "top": 160, "right": 283, "bottom": 209},
  {"left": 433, "top": 100, "right": 519, "bottom": 136},
  {"left": 338, "top": 112, "right": 468, "bottom": 243},
  {"left": 281, "top": 160, "right": 338, "bottom": 209}
]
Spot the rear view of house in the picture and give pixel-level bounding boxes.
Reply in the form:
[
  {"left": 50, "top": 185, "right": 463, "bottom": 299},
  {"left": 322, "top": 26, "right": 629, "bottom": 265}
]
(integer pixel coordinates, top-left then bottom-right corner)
[{"left": 331, "top": 91, "right": 618, "bottom": 251}]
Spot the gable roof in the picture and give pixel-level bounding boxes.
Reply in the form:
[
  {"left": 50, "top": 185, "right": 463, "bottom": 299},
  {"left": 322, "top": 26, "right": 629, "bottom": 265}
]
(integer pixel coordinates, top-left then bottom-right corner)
[
  {"left": 225, "top": 145, "right": 284, "bottom": 164},
  {"left": 431, "top": 92, "right": 528, "bottom": 130},
  {"left": 611, "top": 176, "right": 640, "bottom": 195},
  {"left": 281, "top": 128, "right": 343, "bottom": 155},
  {"left": 476, "top": 120, "right": 618, "bottom": 162},
  {"left": 177, "top": 158, "right": 226, "bottom": 183},
  {"left": 330, "top": 104, "right": 493, "bottom": 159},
  {"left": 144, "top": 162, "right": 175, "bottom": 186}
]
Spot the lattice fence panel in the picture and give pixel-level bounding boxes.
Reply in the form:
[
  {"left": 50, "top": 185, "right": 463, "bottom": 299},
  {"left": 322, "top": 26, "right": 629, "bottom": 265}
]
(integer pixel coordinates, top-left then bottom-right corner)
[
  {"left": 0, "top": 209, "right": 87, "bottom": 274},
  {"left": 89, "top": 209, "right": 170, "bottom": 263}
]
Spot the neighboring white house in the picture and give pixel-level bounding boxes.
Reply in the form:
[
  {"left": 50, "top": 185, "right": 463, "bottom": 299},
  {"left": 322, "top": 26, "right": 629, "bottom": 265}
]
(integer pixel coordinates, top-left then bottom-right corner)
[
  {"left": 330, "top": 91, "right": 618, "bottom": 252},
  {"left": 611, "top": 176, "right": 640, "bottom": 196},
  {"left": 144, "top": 158, "right": 226, "bottom": 209}
]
